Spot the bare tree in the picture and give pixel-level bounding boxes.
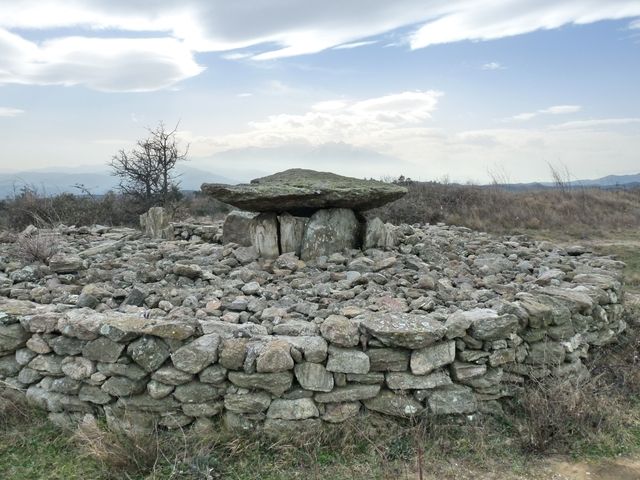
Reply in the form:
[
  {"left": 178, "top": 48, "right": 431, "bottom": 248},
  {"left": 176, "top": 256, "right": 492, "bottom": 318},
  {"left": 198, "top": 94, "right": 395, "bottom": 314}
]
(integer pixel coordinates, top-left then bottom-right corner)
[{"left": 109, "top": 122, "right": 188, "bottom": 208}]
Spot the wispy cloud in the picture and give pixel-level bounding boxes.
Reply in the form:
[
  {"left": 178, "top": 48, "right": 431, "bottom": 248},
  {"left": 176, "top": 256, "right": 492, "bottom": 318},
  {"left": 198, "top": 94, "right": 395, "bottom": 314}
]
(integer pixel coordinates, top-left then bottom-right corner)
[
  {"left": 0, "top": 107, "right": 24, "bottom": 117},
  {"left": 550, "top": 117, "right": 640, "bottom": 130},
  {"left": 511, "top": 105, "right": 582, "bottom": 122},
  {"left": 482, "top": 62, "right": 505, "bottom": 70},
  {"left": 0, "top": 1, "right": 639, "bottom": 90},
  {"left": 333, "top": 40, "right": 378, "bottom": 50}
]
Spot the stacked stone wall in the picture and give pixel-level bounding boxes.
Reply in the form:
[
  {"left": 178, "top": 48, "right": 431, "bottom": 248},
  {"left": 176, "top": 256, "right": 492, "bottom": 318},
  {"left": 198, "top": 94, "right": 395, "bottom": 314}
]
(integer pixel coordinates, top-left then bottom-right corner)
[{"left": 0, "top": 231, "right": 625, "bottom": 430}]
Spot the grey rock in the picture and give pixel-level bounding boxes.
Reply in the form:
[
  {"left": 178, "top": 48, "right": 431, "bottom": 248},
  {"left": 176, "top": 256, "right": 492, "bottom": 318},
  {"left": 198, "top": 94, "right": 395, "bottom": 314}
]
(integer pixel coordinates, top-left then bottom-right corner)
[
  {"left": 127, "top": 336, "right": 170, "bottom": 372},
  {"left": 223, "top": 210, "right": 256, "bottom": 246},
  {"left": 82, "top": 337, "right": 125, "bottom": 363},
  {"left": 202, "top": 169, "right": 407, "bottom": 213},
  {"left": 367, "top": 348, "right": 410, "bottom": 372},
  {"left": 467, "top": 309, "right": 519, "bottom": 341},
  {"left": 61, "top": 356, "right": 95, "bottom": 380},
  {"left": 256, "top": 340, "right": 294, "bottom": 373},
  {"left": 315, "top": 384, "right": 380, "bottom": 403},
  {"left": 151, "top": 366, "right": 194, "bottom": 385},
  {"left": 359, "top": 312, "right": 446, "bottom": 349},
  {"left": 171, "top": 334, "right": 220, "bottom": 374},
  {"left": 102, "top": 376, "right": 146, "bottom": 396},
  {"left": 250, "top": 213, "right": 280, "bottom": 259},
  {"left": 278, "top": 213, "right": 307, "bottom": 256},
  {"left": 300, "top": 208, "right": 359, "bottom": 261},
  {"left": 427, "top": 385, "right": 477, "bottom": 415},
  {"left": 363, "top": 389, "right": 423, "bottom": 417},
  {"left": 267, "top": 398, "right": 318, "bottom": 420},
  {"left": 386, "top": 371, "right": 452, "bottom": 390},
  {"left": 410, "top": 341, "right": 456, "bottom": 375},
  {"left": 140, "top": 206, "right": 172, "bottom": 239},
  {"left": 173, "top": 382, "right": 223, "bottom": 403},
  {"left": 320, "top": 315, "right": 359, "bottom": 347},
  {"left": 228, "top": 371, "right": 293, "bottom": 396},
  {"left": 294, "top": 362, "right": 334, "bottom": 392},
  {"left": 0, "top": 323, "right": 29, "bottom": 355},
  {"left": 321, "top": 402, "right": 361, "bottom": 423},
  {"left": 224, "top": 392, "right": 272, "bottom": 413},
  {"left": 326, "top": 346, "right": 370, "bottom": 374},
  {"left": 49, "top": 254, "right": 84, "bottom": 273}
]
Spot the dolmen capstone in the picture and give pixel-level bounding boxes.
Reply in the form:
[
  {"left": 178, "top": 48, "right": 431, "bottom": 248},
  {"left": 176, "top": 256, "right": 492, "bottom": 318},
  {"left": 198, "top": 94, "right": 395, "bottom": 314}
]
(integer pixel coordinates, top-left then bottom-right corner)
[{"left": 201, "top": 169, "right": 407, "bottom": 260}]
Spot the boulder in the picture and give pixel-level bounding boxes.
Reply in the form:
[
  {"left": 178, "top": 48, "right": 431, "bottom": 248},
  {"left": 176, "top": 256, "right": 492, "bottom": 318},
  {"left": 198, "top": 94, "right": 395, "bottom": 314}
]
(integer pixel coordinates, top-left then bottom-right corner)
[{"left": 201, "top": 169, "right": 407, "bottom": 214}]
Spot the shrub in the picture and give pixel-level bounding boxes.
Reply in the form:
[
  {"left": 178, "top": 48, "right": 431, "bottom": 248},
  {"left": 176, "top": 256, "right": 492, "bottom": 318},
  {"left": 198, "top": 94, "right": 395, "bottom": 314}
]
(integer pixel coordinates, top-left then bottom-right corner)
[{"left": 14, "top": 231, "right": 61, "bottom": 263}]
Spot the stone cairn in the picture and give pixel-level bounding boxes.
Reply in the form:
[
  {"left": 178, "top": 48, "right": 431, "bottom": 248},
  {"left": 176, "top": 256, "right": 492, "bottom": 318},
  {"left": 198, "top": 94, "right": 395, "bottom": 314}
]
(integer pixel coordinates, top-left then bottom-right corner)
[
  {"left": 0, "top": 172, "right": 629, "bottom": 436},
  {"left": 201, "top": 169, "right": 407, "bottom": 259}
]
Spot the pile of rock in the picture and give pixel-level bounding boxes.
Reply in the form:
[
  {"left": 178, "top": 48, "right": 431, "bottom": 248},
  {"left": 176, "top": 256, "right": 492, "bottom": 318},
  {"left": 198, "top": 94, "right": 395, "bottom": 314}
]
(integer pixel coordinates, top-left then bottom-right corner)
[
  {"left": 0, "top": 217, "right": 628, "bottom": 435},
  {"left": 202, "top": 169, "right": 406, "bottom": 260}
]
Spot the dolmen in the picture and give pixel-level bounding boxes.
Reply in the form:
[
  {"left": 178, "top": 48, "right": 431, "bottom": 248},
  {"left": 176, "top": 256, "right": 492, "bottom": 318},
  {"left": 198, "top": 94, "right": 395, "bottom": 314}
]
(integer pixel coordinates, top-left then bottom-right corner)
[{"left": 201, "top": 169, "right": 407, "bottom": 260}]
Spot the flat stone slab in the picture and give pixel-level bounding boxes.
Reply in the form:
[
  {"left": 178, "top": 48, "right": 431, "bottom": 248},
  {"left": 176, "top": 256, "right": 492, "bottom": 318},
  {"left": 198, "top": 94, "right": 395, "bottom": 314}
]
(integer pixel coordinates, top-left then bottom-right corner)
[
  {"left": 201, "top": 169, "right": 407, "bottom": 213},
  {"left": 358, "top": 312, "right": 447, "bottom": 349}
]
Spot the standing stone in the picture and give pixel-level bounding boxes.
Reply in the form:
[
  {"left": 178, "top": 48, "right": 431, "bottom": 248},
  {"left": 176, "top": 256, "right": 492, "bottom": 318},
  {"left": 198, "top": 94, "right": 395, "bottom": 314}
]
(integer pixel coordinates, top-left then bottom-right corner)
[
  {"left": 140, "top": 207, "right": 173, "bottom": 239},
  {"left": 249, "top": 213, "right": 280, "bottom": 259},
  {"left": 363, "top": 217, "right": 395, "bottom": 249},
  {"left": 223, "top": 211, "right": 257, "bottom": 246},
  {"left": 300, "top": 208, "right": 359, "bottom": 261},
  {"left": 278, "top": 213, "right": 307, "bottom": 256}
]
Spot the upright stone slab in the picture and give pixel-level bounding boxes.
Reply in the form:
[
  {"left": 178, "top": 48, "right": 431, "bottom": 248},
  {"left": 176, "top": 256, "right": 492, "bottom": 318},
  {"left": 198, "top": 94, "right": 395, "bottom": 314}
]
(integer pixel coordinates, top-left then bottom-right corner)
[
  {"left": 363, "top": 217, "right": 395, "bottom": 249},
  {"left": 278, "top": 213, "right": 307, "bottom": 256},
  {"left": 140, "top": 207, "right": 173, "bottom": 239},
  {"left": 249, "top": 213, "right": 280, "bottom": 259},
  {"left": 222, "top": 210, "right": 256, "bottom": 246},
  {"left": 300, "top": 208, "right": 359, "bottom": 261}
]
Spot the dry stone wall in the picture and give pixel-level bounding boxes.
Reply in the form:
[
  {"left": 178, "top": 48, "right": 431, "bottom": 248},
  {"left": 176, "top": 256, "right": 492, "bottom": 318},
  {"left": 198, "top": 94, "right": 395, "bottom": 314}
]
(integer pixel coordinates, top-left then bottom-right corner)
[{"left": 0, "top": 221, "right": 628, "bottom": 435}]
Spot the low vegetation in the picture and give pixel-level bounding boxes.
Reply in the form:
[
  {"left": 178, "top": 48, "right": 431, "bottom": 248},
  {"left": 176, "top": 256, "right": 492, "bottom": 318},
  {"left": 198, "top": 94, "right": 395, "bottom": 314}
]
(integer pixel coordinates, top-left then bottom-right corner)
[{"left": 371, "top": 181, "right": 640, "bottom": 238}]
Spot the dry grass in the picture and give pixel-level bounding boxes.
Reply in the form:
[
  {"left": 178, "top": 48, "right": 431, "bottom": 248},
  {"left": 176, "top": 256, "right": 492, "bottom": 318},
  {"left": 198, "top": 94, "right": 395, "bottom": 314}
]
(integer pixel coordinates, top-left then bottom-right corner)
[
  {"left": 14, "top": 231, "right": 61, "bottom": 263},
  {"left": 372, "top": 182, "right": 640, "bottom": 237}
]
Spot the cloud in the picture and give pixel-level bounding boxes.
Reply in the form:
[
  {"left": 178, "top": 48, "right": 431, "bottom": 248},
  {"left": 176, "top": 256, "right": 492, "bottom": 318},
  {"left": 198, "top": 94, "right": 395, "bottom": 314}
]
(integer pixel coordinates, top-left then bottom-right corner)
[
  {"left": 482, "top": 62, "right": 505, "bottom": 70},
  {"left": 0, "top": 1, "right": 639, "bottom": 90},
  {"left": 511, "top": 105, "right": 582, "bottom": 121},
  {"left": 0, "top": 28, "right": 203, "bottom": 92},
  {"left": 550, "top": 117, "right": 640, "bottom": 130},
  {"left": 410, "top": 1, "right": 640, "bottom": 49},
  {"left": 180, "top": 90, "right": 443, "bottom": 158},
  {"left": 0, "top": 107, "right": 24, "bottom": 117},
  {"left": 333, "top": 40, "right": 378, "bottom": 50}
]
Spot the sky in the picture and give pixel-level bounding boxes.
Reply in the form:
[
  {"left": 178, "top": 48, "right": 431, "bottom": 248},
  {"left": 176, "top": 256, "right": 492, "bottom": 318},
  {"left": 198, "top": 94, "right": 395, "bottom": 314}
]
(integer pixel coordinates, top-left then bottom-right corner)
[{"left": 0, "top": 0, "right": 639, "bottom": 183}]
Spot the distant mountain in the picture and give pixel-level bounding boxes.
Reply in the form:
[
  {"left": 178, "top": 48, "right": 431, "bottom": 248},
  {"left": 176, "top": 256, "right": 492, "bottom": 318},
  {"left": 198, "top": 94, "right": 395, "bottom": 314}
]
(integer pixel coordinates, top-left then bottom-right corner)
[
  {"left": 500, "top": 173, "right": 640, "bottom": 191},
  {"left": 203, "top": 142, "right": 405, "bottom": 172},
  {"left": 0, "top": 166, "right": 238, "bottom": 198}
]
